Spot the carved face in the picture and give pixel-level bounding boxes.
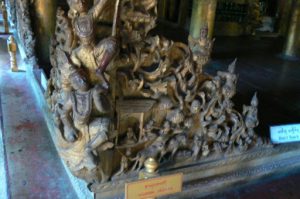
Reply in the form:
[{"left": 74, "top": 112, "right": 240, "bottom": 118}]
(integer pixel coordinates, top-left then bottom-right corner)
[
  {"left": 200, "top": 25, "right": 208, "bottom": 39},
  {"left": 127, "top": 128, "right": 134, "bottom": 138},
  {"left": 70, "top": 70, "right": 89, "bottom": 91},
  {"left": 162, "top": 121, "right": 171, "bottom": 132},
  {"left": 67, "top": 0, "right": 88, "bottom": 14},
  {"left": 74, "top": 15, "right": 94, "bottom": 42},
  {"left": 191, "top": 100, "right": 201, "bottom": 114}
]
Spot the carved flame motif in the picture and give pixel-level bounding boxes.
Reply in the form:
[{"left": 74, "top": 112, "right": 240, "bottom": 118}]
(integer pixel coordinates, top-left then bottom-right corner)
[{"left": 46, "top": 0, "right": 263, "bottom": 187}]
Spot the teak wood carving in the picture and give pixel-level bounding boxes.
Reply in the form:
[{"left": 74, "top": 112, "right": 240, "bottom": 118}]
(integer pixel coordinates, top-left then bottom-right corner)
[{"left": 46, "top": 0, "right": 262, "bottom": 189}]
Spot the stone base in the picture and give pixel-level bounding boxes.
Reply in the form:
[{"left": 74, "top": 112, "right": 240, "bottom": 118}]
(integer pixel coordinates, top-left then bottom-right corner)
[{"left": 93, "top": 143, "right": 300, "bottom": 199}]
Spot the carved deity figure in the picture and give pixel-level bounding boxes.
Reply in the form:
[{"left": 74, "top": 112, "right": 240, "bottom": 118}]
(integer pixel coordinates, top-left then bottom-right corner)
[
  {"left": 68, "top": 0, "right": 119, "bottom": 87},
  {"left": 189, "top": 24, "right": 214, "bottom": 69},
  {"left": 243, "top": 93, "right": 259, "bottom": 140}
]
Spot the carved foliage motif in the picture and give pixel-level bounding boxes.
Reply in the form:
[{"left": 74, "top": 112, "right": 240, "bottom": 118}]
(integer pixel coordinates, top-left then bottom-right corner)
[{"left": 47, "top": 0, "right": 262, "bottom": 186}]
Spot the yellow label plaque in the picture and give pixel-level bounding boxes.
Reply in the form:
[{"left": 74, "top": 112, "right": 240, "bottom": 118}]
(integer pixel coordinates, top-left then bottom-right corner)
[{"left": 125, "top": 173, "right": 183, "bottom": 199}]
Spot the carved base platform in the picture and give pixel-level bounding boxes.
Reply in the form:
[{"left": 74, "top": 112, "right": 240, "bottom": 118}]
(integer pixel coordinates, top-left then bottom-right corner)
[{"left": 93, "top": 143, "right": 300, "bottom": 199}]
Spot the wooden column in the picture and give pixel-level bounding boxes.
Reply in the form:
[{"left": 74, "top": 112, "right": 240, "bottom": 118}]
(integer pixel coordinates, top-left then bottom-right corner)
[
  {"left": 189, "top": 0, "right": 217, "bottom": 39},
  {"left": 158, "top": 0, "right": 167, "bottom": 19},
  {"left": 278, "top": 0, "right": 293, "bottom": 36},
  {"left": 33, "top": 0, "right": 57, "bottom": 65},
  {"left": 283, "top": 0, "right": 300, "bottom": 57},
  {"left": 178, "top": 0, "right": 190, "bottom": 28},
  {"left": 207, "top": 0, "right": 217, "bottom": 38}
]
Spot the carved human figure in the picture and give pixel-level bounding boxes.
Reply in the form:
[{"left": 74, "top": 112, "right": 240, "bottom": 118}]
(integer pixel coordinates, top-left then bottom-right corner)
[
  {"left": 157, "top": 121, "right": 173, "bottom": 143},
  {"left": 167, "top": 134, "right": 188, "bottom": 159},
  {"left": 188, "top": 24, "right": 214, "bottom": 69},
  {"left": 58, "top": 67, "right": 114, "bottom": 182},
  {"left": 114, "top": 148, "right": 132, "bottom": 176},
  {"left": 191, "top": 135, "right": 203, "bottom": 160},
  {"left": 60, "top": 67, "right": 111, "bottom": 142},
  {"left": 141, "top": 120, "right": 157, "bottom": 141},
  {"left": 217, "top": 60, "right": 238, "bottom": 103},
  {"left": 131, "top": 143, "right": 163, "bottom": 171},
  {"left": 243, "top": 93, "right": 259, "bottom": 144},
  {"left": 122, "top": 128, "right": 138, "bottom": 145},
  {"left": 202, "top": 141, "right": 210, "bottom": 157},
  {"left": 59, "top": 117, "right": 114, "bottom": 182},
  {"left": 243, "top": 93, "right": 259, "bottom": 129},
  {"left": 68, "top": 0, "right": 119, "bottom": 87},
  {"left": 70, "top": 15, "right": 118, "bottom": 87}
]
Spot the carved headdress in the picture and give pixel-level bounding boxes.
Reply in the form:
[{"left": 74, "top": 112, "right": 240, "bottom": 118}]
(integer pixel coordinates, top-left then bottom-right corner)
[{"left": 74, "top": 15, "right": 94, "bottom": 38}]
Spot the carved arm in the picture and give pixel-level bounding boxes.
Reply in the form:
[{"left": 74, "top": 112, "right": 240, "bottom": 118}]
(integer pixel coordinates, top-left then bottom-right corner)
[{"left": 90, "top": 0, "right": 111, "bottom": 21}]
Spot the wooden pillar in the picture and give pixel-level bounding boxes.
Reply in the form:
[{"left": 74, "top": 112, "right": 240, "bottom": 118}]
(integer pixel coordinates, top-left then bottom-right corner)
[
  {"left": 158, "top": 0, "right": 167, "bottom": 19},
  {"left": 283, "top": 0, "right": 300, "bottom": 57},
  {"left": 178, "top": 0, "right": 190, "bottom": 28},
  {"left": 278, "top": 0, "right": 293, "bottom": 36},
  {"left": 207, "top": 0, "right": 217, "bottom": 38},
  {"left": 33, "top": 0, "right": 57, "bottom": 65},
  {"left": 189, "top": 0, "right": 217, "bottom": 39}
]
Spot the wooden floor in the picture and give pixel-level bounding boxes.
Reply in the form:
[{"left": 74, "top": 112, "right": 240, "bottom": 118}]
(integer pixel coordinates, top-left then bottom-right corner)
[
  {"left": 153, "top": 26, "right": 300, "bottom": 198},
  {"left": 206, "top": 36, "right": 300, "bottom": 137},
  {"left": 0, "top": 37, "right": 78, "bottom": 199},
  {"left": 204, "top": 36, "right": 300, "bottom": 198}
]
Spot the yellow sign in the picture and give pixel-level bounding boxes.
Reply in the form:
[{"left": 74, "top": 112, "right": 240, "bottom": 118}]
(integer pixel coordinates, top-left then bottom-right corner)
[{"left": 125, "top": 173, "right": 183, "bottom": 199}]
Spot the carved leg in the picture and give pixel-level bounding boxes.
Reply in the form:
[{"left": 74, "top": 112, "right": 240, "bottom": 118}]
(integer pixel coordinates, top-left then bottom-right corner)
[
  {"left": 114, "top": 164, "right": 125, "bottom": 176},
  {"left": 171, "top": 148, "right": 178, "bottom": 159},
  {"left": 131, "top": 157, "right": 139, "bottom": 171}
]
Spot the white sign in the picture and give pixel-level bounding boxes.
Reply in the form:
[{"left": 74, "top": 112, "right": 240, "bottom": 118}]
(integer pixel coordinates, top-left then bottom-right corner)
[{"left": 270, "top": 124, "right": 300, "bottom": 144}]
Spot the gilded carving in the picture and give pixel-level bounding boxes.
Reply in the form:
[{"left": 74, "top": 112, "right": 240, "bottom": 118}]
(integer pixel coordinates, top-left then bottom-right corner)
[{"left": 47, "top": 0, "right": 263, "bottom": 189}]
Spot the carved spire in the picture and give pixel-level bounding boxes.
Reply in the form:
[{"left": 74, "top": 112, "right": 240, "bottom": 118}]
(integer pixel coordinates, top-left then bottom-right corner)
[
  {"left": 251, "top": 92, "right": 259, "bottom": 107},
  {"left": 228, "top": 58, "right": 237, "bottom": 74}
]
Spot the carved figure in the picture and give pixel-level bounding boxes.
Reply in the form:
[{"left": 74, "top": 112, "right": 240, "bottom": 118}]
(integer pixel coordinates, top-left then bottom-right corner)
[
  {"left": 68, "top": 0, "right": 120, "bottom": 88},
  {"left": 114, "top": 148, "right": 132, "bottom": 176},
  {"left": 191, "top": 135, "right": 203, "bottom": 160},
  {"left": 71, "top": 15, "right": 118, "bottom": 87},
  {"left": 189, "top": 24, "right": 214, "bottom": 71},
  {"left": 47, "top": 0, "right": 263, "bottom": 189},
  {"left": 59, "top": 67, "right": 111, "bottom": 142},
  {"left": 7, "top": 36, "right": 18, "bottom": 72}
]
